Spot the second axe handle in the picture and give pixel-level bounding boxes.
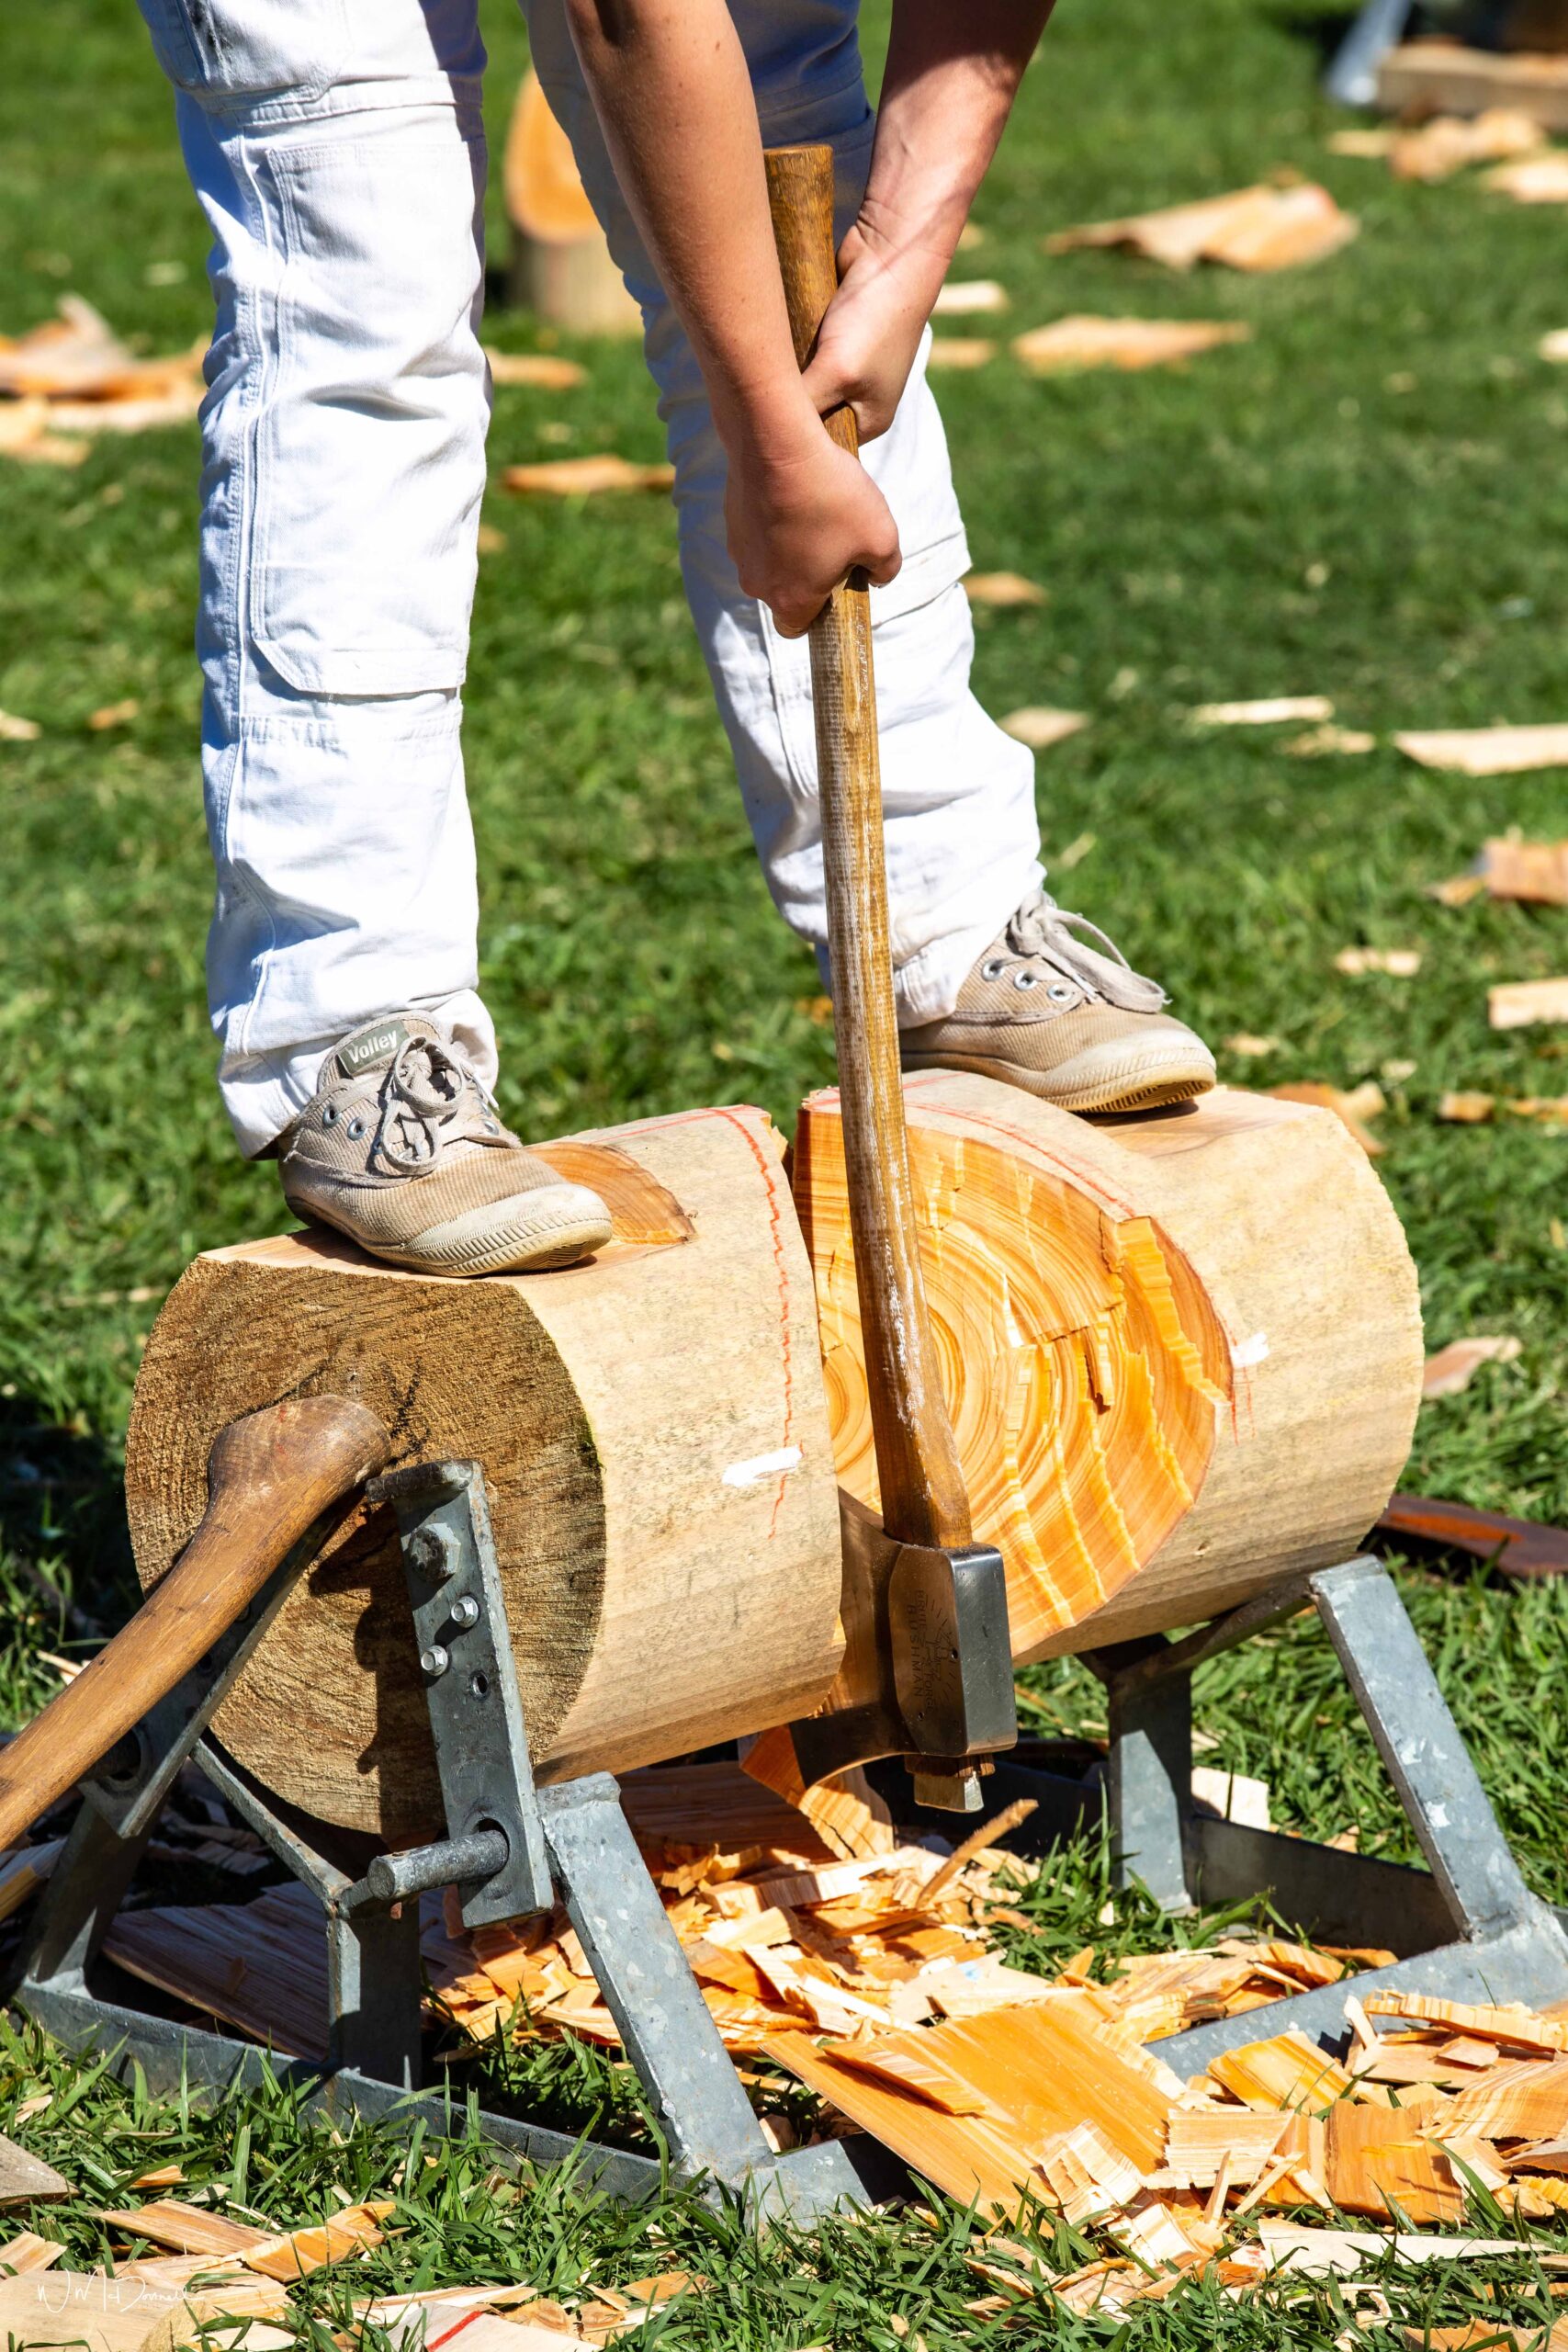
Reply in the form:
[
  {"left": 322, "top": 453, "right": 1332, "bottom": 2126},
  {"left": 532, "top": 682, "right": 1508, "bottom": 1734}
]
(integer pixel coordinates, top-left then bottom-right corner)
[{"left": 762, "top": 142, "right": 972, "bottom": 1553}]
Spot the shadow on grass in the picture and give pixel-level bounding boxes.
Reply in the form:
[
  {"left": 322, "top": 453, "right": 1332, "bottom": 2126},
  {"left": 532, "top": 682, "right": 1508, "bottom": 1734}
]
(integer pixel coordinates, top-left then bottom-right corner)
[{"left": 0, "top": 1389, "right": 132, "bottom": 1651}]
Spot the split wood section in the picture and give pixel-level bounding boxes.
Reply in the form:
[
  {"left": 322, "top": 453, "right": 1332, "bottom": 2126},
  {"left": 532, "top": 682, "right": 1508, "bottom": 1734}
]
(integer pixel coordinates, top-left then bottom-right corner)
[
  {"left": 125, "top": 1111, "right": 844, "bottom": 1840},
  {"left": 792, "top": 1071, "right": 1423, "bottom": 1655}
]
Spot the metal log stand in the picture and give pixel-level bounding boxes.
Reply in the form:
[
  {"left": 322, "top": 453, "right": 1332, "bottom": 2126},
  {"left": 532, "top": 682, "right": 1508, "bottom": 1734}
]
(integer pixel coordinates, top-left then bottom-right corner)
[
  {"left": 963, "top": 1553, "right": 1568, "bottom": 2075},
  {"left": 11, "top": 1460, "right": 870, "bottom": 2220}
]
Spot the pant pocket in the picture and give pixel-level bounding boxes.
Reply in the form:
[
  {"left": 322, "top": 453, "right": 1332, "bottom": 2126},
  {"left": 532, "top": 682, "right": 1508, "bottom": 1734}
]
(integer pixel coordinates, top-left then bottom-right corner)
[
  {"left": 248, "top": 119, "right": 488, "bottom": 697},
  {"left": 135, "top": 0, "right": 349, "bottom": 102}
]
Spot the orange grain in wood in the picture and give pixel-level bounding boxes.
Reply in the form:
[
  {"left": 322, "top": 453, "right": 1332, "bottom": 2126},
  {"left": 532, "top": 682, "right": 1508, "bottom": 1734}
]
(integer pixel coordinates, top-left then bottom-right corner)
[{"left": 794, "top": 1098, "right": 1229, "bottom": 1649}]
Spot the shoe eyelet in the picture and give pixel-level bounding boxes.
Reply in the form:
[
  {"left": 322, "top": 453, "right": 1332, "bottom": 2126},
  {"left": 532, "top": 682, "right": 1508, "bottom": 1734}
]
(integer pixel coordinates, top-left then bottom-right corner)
[
  {"left": 980, "top": 957, "right": 1007, "bottom": 981},
  {"left": 321, "top": 1104, "right": 338, "bottom": 1126},
  {"left": 1047, "top": 981, "right": 1077, "bottom": 1003},
  {"left": 345, "top": 1116, "right": 367, "bottom": 1140},
  {"left": 1013, "top": 970, "right": 1041, "bottom": 992}
]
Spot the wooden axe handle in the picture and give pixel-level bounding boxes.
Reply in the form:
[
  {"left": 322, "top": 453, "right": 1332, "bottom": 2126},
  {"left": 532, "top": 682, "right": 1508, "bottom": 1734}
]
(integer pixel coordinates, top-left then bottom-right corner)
[
  {"left": 763, "top": 142, "right": 971, "bottom": 1550},
  {"left": 0, "top": 1396, "right": 389, "bottom": 1852}
]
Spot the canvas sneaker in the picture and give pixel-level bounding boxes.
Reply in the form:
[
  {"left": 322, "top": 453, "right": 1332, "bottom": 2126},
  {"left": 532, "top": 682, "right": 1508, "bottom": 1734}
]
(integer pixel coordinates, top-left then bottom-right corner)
[
  {"left": 279, "top": 1014, "right": 613, "bottom": 1275},
  {"left": 900, "top": 890, "right": 1216, "bottom": 1114}
]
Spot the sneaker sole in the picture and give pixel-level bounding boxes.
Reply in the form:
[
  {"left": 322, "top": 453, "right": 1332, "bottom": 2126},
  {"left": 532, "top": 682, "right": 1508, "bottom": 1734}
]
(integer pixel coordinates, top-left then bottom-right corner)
[
  {"left": 902, "top": 1044, "right": 1217, "bottom": 1117},
  {"left": 288, "top": 1182, "right": 615, "bottom": 1278}
]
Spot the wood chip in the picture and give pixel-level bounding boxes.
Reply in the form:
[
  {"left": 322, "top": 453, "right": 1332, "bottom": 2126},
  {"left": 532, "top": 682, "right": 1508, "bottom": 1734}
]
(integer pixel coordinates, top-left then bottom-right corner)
[
  {"left": 96, "top": 2203, "right": 270, "bottom": 2259},
  {"left": 242, "top": 2199, "right": 393, "bottom": 2281},
  {"left": 1045, "top": 182, "right": 1359, "bottom": 272},
  {"left": 1428, "top": 871, "right": 1489, "bottom": 908},
  {"left": 0, "top": 2269, "right": 187, "bottom": 2351},
  {"left": 1010, "top": 316, "right": 1250, "bottom": 374},
  {"left": 1486, "top": 152, "right": 1568, "bottom": 202},
  {"left": 0, "top": 2233, "right": 65, "bottom": 2274},
  {"left": 1422, "top": 1335, "right": 1522, "bottom": 1397},
  {"left": 1365, "top": 1991, "right": 1568, "bottom": 2053},
  {"left": 1397, "top": 724, "right": 1568, "bottom": 775},
  {"left": 1438, "top": 1092, "right": 1497, "bottom": 1125},
  {"left": 1480, "top": 834, "right": 1568, "bottom": 904},
  {"left": 1491, "top": 977, "right": 1568, "bottom": 1030},
  {"left": 1192, "top": 695, "right": 1335, "bottom": 724},
  {"left": 88, "top": 698, "right": 140, "bottom": 731},
  {"left": 1377, "top": 1493, "right": 1568, "bottom": 1580},
  {"left": 764, "top": 2001, "right": 1171, "bottom": 2217},
  {"left": 1389, "top": 109, "right": 1546, "bottom": 181},
  {"left": 964, "top": 571, "right": 1046, "bottom": 607},
  {"left": 1326, "top": 2104, "right": 1465, "bottom": 2223},
  {"left": 484, "top": 349, "right": 586, "bottom": 390},
  {"left": 932, "top": 279, "right": 1009, "bottom": 316},
  {"left": 1268, "top": 1080, "right": 1385, "bottom": 1154},
  {"left": 1283, "top": 724, "right": 1376, "bottom": 756},
  {"left": 0, "top": 709, "right": 40, "bottom": 741},
  {"left": 1259, "top": 2221, "right": 1535, "bottom": 2275},
  {"left": 1224, "top": 1034, "right": 1281, "bottom": 1057},
  {"left": 1334, "top": 947, "right": 1422, "bottom": 977},
  {"left": 1207, "top": 2027, "right": 1354, "bottom": 2113},
  {"left": 500, "top": 456, "right": 673, "bottom": 496},
  {"left": 1446, "top": 2056, "right": 1568, "bottom": 2143},
  {"left": 1328, "top": 129, "right": 1397, "bottom": 158},
  {"left": 0, "top": 2138, "right": 69, "bottom": 2210},
  {"left": 1541, "top": 328, "right": 1568, "bottom": 365},
  {"left": 999, "top": 707, "right": 1089, "bottom": 750},
  {"left": 926, "top": 337, "right": 995, "bottom": 369}
]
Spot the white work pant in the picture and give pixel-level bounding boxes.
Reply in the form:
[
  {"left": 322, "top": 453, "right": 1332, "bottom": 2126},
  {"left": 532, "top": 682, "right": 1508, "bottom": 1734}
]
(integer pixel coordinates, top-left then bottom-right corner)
[{"left": 137, "top": 0, "right": 1043, "bottom": 1154}]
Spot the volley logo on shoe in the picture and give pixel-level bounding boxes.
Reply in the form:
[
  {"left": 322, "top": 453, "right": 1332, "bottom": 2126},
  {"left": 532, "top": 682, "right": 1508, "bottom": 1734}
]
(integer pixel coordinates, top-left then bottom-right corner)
[{"left": 336, "top": 1021, "right": 409, "bottom": 1080}]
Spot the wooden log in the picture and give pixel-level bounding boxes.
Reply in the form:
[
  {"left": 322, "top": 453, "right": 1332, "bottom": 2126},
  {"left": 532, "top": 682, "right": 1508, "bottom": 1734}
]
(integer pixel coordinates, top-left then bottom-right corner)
[
  {"left": 502, "top": 70, "right": 641, "bottom": 334},
  {"left": 1376, "top": 39, "right": 1568, "bottom": 128},
  {"left": 791, "top": 1071, "right": 1423, "bottom": 1656},
  {"left": 125, "top": 1108, "right": 843, "bottom": 1841}
]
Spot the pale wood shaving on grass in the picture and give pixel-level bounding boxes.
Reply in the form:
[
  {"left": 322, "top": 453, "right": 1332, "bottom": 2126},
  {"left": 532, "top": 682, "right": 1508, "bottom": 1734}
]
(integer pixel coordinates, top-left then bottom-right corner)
[
  {"left": 1191, "top": 694, "right": 1334, "bottom": 724},
  {"left": 1490, "top": 977, "right": 1568, "bottom": 1031},
  {"left": 500, "top": 456, "right": 674, "bottom": 496},
  {"left": 1422, "top": 1336, "right": 1523, "bottom": 1398},
  {"left": 1010, "top": 316, "right": 1250, "bottom": 374},
  {"left": 1397, "top": 723, "right": 1568, "bottom": 775},
  {"left": 1388, "top": 109, "right": 1547, "bottom": 182},
  {"left": 1486, "top": 151, "right": 1568, "bottom": 202},
  {"left": 998, "top": 706, "right": 1089, "bottom": 751},
  {"left": 963, "top": 571, "right": 1046, "bottom": 607},
  {"left": 931, "top": 279, "right": 1009, "bottom": 316},
  {"left": 1268, "top": 1080, "right": 1386, "bottom": 1155},
  {"left": 926, "top": 337, "right": 996, "bottom": 370},
  {"left": 1045, "top": 182, "right": 1358, "bottom": 272}
]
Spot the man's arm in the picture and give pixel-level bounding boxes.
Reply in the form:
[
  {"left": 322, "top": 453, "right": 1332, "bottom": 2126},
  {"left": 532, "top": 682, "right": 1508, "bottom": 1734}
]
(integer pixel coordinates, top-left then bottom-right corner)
[
  {"left": 563, "top": 0, "right": 1052, "bottom": 632},
  {"left": 804, "top": 0, "right": 1055, "bottom": 440},
  {"left": 564, "top": 0, "right": 899, "bottom": 635}
]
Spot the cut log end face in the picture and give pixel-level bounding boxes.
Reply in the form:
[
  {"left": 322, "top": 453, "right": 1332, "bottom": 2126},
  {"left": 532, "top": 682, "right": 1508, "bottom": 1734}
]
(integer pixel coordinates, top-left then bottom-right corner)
[
  {"left": 127, "top": 1252, "right": 605, "bottom": 1844},
  {"left": 793, "top": 1094, "right": 1232, "bottom": 1652}
]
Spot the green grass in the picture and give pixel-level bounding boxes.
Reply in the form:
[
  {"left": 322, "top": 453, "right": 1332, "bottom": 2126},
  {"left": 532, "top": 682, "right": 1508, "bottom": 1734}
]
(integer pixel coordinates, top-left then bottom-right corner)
[{"left": 6, "top": 0, "right": 1568, "bottom": 2336}]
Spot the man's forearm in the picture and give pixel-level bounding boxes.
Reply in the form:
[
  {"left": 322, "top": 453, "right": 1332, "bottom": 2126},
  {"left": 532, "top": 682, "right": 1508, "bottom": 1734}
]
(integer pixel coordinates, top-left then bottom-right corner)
[
  {"left": 862, "top": 0, "right": 1055, "bottom": 296},
  {"left": 562, "top": 0, "right": 813, "bottom": 468}
]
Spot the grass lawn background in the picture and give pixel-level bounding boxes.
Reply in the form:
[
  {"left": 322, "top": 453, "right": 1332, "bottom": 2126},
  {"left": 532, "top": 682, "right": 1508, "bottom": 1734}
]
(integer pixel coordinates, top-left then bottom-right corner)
[{"left": 4, "top": 0, "right": 1568, "bottom": 2336}]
